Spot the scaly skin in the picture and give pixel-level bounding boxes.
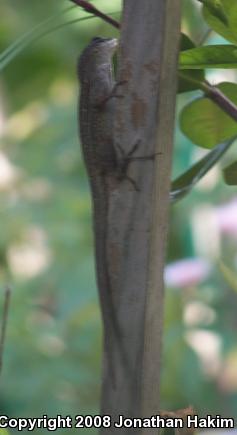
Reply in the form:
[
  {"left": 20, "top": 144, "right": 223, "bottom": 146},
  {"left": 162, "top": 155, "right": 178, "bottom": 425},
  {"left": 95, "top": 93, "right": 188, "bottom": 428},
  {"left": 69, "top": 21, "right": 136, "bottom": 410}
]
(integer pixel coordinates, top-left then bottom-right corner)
[{"left": 78, "top": 37, "right": 119, "bottom": 386}]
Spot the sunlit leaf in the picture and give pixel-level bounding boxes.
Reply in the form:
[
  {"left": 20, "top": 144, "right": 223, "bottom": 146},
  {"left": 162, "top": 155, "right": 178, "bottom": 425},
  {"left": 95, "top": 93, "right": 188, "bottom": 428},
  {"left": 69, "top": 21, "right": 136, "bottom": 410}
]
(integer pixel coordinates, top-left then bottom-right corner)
[
  {"left": 198, "top": 0, "right": 229, "bottom": 26},
  {"left": 180, "top": 82, "right": 237, "bottom": 148},
  {"left": 203, "top": 0, "right": 237, "bottom": 44},
  {"left": 179, "top": 45, "right": 237, "bottom": 69}
]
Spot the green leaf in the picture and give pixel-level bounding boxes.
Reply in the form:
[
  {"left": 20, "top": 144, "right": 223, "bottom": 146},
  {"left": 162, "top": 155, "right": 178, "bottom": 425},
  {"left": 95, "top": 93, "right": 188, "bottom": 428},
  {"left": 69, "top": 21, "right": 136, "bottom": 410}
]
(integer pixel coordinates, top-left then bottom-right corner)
[
  {"left": 179, "top": 45, "right": 237, "bottom": 69},
  {"left": 180, "top": 82, "right": 237, "bottom": 148},
  {"left": 170, "top": 136, "right": 235, "bottom": 202},
  {"left": 203, "top": 0, "right": 237, "bottom": 44},
  {"left": 199, "top": 0, "right": 229, "bottom": 26},
  {"left": 223, "top": 160, "right": 237, "bottom": 184},
  {"left": 178, "top": 34, "right": 205, "bottom": 93}
]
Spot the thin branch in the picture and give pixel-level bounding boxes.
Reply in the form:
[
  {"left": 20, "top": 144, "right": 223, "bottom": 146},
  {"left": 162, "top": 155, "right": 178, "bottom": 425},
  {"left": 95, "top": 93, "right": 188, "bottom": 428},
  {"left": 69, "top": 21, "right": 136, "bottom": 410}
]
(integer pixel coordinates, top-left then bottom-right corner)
[
  {"left": 69, "top": 0, "right": 120, "bottom": 29},
  {"left": 0, "top": 286, "right": 11, "bottom": 376},
  {"left": 179, "top": 72, "right": 237, "bottom": 123},
  {"left": 203, "top": 80, "right": 237, "bottom": 122}
]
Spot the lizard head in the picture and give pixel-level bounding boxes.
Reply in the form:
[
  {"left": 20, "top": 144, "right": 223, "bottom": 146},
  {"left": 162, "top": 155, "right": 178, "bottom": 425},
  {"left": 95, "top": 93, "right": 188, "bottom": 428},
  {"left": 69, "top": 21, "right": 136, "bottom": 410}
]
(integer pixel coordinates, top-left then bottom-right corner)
[
  {"left": 91, "top": 37, "right": 118, "bottom": 55},
  {"left": 78, "top": 37, "right": 118, "bottom": 81}
]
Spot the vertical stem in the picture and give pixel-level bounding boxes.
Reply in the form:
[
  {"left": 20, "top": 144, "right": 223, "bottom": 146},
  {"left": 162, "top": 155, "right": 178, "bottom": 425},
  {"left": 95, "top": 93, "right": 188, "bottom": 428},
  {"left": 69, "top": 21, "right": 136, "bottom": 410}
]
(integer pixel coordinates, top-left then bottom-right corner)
[{"left": 101, "top": 1, "right": 181, "bottom": 432}]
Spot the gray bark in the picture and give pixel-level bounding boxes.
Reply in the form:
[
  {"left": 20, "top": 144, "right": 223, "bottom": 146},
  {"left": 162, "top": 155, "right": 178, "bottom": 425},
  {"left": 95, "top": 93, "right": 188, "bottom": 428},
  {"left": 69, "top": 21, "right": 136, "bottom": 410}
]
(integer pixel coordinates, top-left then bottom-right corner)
[{"left": 101, "top": 1, "right": 181, "bottom": 432}]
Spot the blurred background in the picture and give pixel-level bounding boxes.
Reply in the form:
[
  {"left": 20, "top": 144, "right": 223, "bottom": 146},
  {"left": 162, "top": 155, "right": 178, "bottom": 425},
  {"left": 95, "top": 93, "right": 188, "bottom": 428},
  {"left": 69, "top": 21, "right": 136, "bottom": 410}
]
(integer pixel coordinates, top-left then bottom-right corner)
[{"left": 1, "top": 0, "right": 237, "bottom": 433}]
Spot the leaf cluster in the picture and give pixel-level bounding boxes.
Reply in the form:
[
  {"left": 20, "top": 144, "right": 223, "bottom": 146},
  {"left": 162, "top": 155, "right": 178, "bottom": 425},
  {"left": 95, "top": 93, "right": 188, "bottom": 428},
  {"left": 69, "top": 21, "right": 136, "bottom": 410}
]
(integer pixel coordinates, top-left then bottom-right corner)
[{"left": 176, "top": 0, "right": 237, "bottom": 195}]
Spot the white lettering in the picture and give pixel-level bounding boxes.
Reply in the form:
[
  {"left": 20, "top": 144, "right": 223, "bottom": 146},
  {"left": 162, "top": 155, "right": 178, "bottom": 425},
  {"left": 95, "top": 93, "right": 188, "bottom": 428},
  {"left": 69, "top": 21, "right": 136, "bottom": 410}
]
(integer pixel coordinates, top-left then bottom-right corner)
[{"left": 0, "top": 416, "right": 8, "bottom": 428}]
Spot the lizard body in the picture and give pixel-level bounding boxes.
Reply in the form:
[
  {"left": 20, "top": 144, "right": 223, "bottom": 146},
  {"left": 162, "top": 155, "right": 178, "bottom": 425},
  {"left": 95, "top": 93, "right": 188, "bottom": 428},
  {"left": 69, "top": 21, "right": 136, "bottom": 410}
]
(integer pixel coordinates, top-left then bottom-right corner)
[{"left": 78, "top": 37, "right": 119, "bottom": 382}]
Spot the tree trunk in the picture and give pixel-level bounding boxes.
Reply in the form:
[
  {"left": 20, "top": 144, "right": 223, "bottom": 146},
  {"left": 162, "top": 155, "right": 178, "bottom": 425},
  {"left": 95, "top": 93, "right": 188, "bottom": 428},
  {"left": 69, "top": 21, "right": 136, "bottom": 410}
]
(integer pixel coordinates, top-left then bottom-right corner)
[{"left": 101, "top": 1, "right": 181, "bottom": 432}]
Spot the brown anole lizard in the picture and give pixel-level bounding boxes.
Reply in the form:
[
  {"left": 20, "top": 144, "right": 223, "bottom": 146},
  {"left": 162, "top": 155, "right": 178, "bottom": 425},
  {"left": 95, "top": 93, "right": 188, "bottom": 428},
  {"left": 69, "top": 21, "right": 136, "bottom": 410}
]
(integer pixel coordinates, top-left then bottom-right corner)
[{"left": 78, "top": 37, "right": 120, "bottom": 383}]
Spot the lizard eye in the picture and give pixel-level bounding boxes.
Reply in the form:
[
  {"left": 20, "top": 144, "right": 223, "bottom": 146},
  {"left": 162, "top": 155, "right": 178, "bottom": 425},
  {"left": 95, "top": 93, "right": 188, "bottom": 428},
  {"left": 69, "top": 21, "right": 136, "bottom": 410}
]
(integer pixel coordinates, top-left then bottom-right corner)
[{"left": 92, "top": 37, "right": 109, "bottom": 44}]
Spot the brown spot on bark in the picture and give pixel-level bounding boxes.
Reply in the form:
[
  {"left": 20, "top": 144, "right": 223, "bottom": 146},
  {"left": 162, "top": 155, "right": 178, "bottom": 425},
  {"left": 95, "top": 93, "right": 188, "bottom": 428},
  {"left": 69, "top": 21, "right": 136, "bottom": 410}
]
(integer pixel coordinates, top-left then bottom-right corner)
[
  {"left": 131, "top": 94, "right": 147, "bottom": 129},
  {"left": 120, "top": 60, "right": 133, "bottom": 81},
  {"left": 144, "top": 61, "right": 160, "bottom": 75}
]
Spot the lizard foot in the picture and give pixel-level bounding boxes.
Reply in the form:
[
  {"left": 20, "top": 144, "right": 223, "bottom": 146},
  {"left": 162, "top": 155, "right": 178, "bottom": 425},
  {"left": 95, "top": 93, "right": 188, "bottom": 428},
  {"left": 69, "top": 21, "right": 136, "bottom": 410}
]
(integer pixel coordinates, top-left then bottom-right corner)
[
  {"left": 116, "top": 140, "right": 161, "bottom": 190},
  {"left": 95, "top": 81, "right": 128, "bottom": 109}
]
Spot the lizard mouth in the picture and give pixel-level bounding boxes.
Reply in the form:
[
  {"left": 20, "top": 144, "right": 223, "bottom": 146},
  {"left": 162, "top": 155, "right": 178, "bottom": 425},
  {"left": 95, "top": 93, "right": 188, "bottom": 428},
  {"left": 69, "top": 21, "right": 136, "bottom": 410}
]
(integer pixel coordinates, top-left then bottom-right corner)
[{"left": 107, "top": 38, "right": 118, "bottom": 53}]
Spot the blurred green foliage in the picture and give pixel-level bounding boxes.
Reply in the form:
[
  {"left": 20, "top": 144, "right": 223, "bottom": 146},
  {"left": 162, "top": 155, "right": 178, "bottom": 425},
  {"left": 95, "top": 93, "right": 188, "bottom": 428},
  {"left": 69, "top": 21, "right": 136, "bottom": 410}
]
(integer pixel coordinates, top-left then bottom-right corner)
[{"left": 1, "top": 0, "right": 237, "bottom": 433}]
